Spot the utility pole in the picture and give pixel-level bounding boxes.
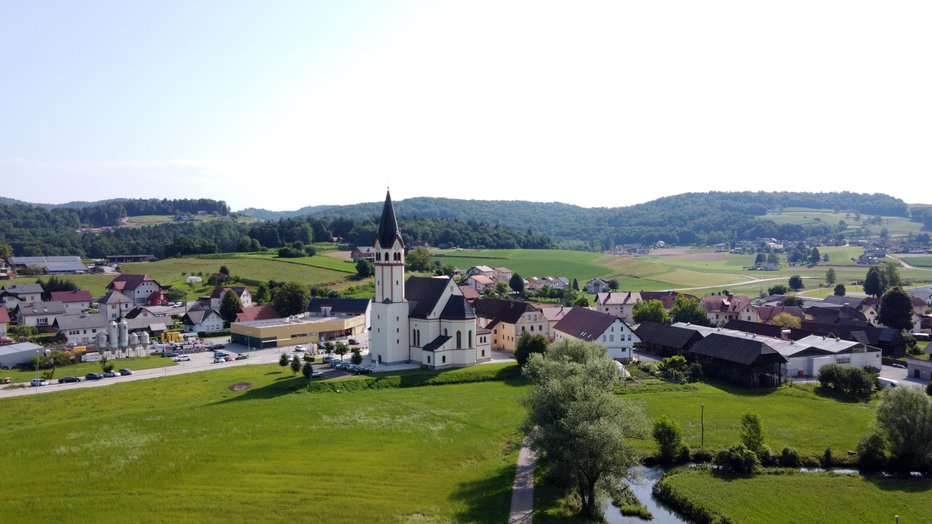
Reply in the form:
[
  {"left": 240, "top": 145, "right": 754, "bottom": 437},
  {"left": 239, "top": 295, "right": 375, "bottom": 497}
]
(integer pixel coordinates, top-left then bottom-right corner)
[{"left": 701, "top": 403, "right": 705, "bottom": 450}]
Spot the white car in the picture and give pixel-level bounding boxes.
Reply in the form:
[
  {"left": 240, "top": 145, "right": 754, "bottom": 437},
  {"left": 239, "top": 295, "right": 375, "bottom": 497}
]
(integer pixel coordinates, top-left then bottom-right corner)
[
  {"left": 294, "top": 345, "right": 307, "bottom": 352},
  {"left": 173, "top": 355, "right": 191, "bottom": 362},
  {"left": 30, "top": 378, "right": 48, "bottom": 387}
]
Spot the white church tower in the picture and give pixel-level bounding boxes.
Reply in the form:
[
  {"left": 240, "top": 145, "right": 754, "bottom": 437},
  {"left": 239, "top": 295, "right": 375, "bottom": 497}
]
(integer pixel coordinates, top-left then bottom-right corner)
[{"left": 369, "top": 190, "right": 410, "bottom": 364}]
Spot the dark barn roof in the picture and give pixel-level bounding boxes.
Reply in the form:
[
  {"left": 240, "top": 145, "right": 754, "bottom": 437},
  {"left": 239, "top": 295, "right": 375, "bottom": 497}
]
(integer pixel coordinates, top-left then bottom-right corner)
[
  {"left": 440, "top": 295, "right": 476, "bottom": 320},
  {"left": 472, "top": 298, "right": 539, "bottom": 325},
  {"left": 554, "top": 307, "right": 621, "bottom": 341},
  {"left": 634, "top": 321, "right": 703, "bottom": 351},
  {"left": 689, "top": 333, "right": 788, "bottom": 366},
  {"left": 406, "top": 277, "right": 452, "bottom": 318}
]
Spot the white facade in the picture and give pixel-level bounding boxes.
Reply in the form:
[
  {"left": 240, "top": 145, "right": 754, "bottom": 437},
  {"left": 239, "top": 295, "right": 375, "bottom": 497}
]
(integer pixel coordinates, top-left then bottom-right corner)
[
  {"left": 129, "top": 280, "right": 161, "bottom": 305},
  {"left": 184, "top": 311, "right": 225, "bottom": 334},
  {"left": 553, "top": 317, "right": 639, "bottom": 361}
]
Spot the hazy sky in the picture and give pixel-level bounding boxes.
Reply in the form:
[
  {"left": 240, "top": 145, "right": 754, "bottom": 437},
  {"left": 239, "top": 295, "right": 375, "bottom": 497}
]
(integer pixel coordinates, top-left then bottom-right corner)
[{"left": 2, "top": 1, "right": 930, "bottom": 211}]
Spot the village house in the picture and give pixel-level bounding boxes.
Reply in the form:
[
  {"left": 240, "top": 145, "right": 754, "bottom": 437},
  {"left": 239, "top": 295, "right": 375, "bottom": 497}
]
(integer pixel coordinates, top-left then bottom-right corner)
[
  {"left": 700, "top": 294, "right": 757, "bottom": 326},
  {"left": 465, "top": 265, "right": 495, "bottom": 278},
  {"left": 594, "top": 291, "right": 641, "bottom": 323},
  {"left": 98, "top": 290, "right": 135, "bottom": 320},
  {"left": 351, "top": 246, "right": 376, "bottom": 262},
  {"left": 181, "top": 309, "right": 225, "bottom": 334},
  {"left": 106, "top": 274, "right": 164, "bottom": 306},
  {"left": 538, "top": 305, "right": 572, "bottom": 340},
  {"left": 0, "top": 283, "right": 44, "bottom": 310},
  {"left": 16, "top": 301, "right": 67, "bottom": 328},
  {"left": 552, "top": 307, "right": 639, "bottom": 361},
  {"left": 0, "top": 308, "right": 9, "bottom": 337},
  {"left": 466, "top": 274, "right": 497, "bottom": 293},
  {"left": 585, "top": 278, "right": 612, "bottom": 294},
  {"left": 50, "top": 290, "right": 93, "bottom": 315},
  {"left": 206, "top": 286, "right": 253, "bottom": 310},
  {"left": 473, "top": 298, "right": 546, "bottom": 352},
  {"left": 54, "top": 312, "right": 109, "bottom": 347}
]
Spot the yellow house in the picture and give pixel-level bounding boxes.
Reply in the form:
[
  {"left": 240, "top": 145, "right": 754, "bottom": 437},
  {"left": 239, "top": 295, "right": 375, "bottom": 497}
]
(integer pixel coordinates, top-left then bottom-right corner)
[{"left": 231, "top": 312, "right": 366, "bottom": 349}]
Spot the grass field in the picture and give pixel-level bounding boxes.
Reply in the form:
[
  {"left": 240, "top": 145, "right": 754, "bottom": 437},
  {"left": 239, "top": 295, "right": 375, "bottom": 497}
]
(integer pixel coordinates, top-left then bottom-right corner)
[
  {"left": 660, "top": 468, "right": 932, "bottom": 523},
  {"left": 0, "top": 364, "right": 529, "bottom": 523},
  {"left": 3, "top": 355, "right": 176, "bottom": 384},
  {"left": 900, "top": 255, "right": 932, "bottom": 268},
  {"left": 764, "top": 209, "right": 923, "bottom": 237},
  {"left": 433, "top": 249, "right": 610, "bottom": 281},
  {"left": 624, "top": 381, "right": 877, "bottom": 457}
]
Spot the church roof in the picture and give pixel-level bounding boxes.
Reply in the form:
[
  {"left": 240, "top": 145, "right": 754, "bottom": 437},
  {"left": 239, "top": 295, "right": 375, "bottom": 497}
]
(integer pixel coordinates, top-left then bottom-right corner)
[
  {"left": 406, "top": 276, "right": 453, "bottom": 318},
  {"left": 376, "top": 190, "right": 403, "bottom": 249},
  {"left": 440, "top": 295, "right": 476, "bottom": 320},
  {"left": 473, "top": 298, "right": 539, "bottom": 324},
  {"left": 422, "top": 335, "right": 452, "bottom": 352}
]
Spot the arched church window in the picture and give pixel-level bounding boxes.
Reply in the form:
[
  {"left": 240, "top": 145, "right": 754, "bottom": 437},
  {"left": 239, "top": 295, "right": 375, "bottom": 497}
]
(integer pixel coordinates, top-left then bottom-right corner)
[
  {"left": 468, "top": 330, "right": 473, "bottom": 348},
  {"left": 442, "top": 355, "right": 446, "bottom": 363},
  {"left": 456, "top": 331, "right": 462, "bottom": 349}
]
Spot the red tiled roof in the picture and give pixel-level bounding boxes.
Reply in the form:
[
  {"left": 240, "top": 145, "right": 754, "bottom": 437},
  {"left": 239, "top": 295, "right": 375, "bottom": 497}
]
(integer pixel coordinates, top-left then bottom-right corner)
[
  {"left": 0, "top": 308, "right": 9, "bottom": 324},
  {"left": 236, "top": 305, "right": 280, "bottom": 323},
  {"left": 50, "top": 290, "right": 93, "bottom": 303},
  {"left": 458, "top": 285, "right": 480, "bottom": 301},
  {"left": 700, "top": 295, "right": 751, "bottom": 313}
]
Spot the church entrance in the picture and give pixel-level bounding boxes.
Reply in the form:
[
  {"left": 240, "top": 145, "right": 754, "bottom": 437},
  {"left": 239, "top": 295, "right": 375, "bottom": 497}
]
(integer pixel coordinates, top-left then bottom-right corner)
[{"left": 377, "top": 354, "right": 382, "bottom": 364}]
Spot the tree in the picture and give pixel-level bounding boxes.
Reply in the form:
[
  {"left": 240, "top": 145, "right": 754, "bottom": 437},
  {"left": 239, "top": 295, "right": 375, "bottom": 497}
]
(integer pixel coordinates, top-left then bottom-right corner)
[
  {"left": 515, "top": 332, "right": 548, "bottom": 366},
  {"left": 279, "top": 353, "right": 289, "bottom": 369},
  {"left": 608, "top": 279, "right": 619, "bottom": 290},
  {"left": 219, "top": 289, "right": 243, "bottom": 323},
  {"left": 494, "top": 280, "right": 509, "bottom": 298},
  {"left": 632, "top": 299, "right": 669, "bottom": 325},
  {"left": 219, "top": 265, "right": 230, "bottom": 277},
  {"left": 405, "top": 246, "right": 431, "bottom": 272},
  {"left": 740, "top": 410, "right": 766, "bottom": 455},
  {"left": 350, "top": 347, "right": 362, "bottom": 365},
  {"left": 509, "top": 273, "right": 525, "bottom": 294},
  {"left": 659, "top": 355, "right": 689, "bottom": 383},
  {"left": 355, "top": 259, "right": 374, "bottom": 278},
  {"left": 290, "top": 354, "right": 302, "bottom": 375},
  {"left": 771, "top": 312, "right": 801, "bottom": 329},
  {"left": 881, "top": 261, "right": 902, "bottom": 291},
  {"left": 781, "top": 296, "right": 803, "bottom": 307},
  {"left": 754, "top": 253, "right": 766, "bottom": 264},
  {"left": 334, "top": 342, "right": 349, "bottom": 361},
  {"left": 788, "top": 275, "right": 804, "bottom": 291},
  {"left": 652, "top": 416, "right": 687, "bottom": 465},
  {"left": 833, "top": 284, "right": 846, "bottom": 296},
  {"left": 572, "top": 278, "right": 579, "bottom": 291},
  {"left": 523, "top": 340, "right": 646, "bottom": 517},
  {"left": 874, "top": 387, "right": 932, "bottom": 472},
  {"left": 669, "top": 295, "right": 710, "bottom": 326},
  {"left": 809, "top": 247, "right": 821, "bottom": 265},
  {"left": 825, "top": 268, "right": 836, "bottom": 285},
  {"left": 272, "top": 281, "right": 310, "bottom": 317},
  {"left": 863, "top": 266, "right": 884, "bottom": 297},
  {"left": 767, "top": 284, "right": 788, "bottom": 296},
  {"left": 0, "top": 242, "right": 12, "bottom": 260},
  {"left": 878, "top": 287, "right": 914, "bottom": 331},
  {"left": 254, "top": 282, "right": 271, "bottom": 304},
  {"left": 302, "top": 362, "right": 313, "bottom": 379}
]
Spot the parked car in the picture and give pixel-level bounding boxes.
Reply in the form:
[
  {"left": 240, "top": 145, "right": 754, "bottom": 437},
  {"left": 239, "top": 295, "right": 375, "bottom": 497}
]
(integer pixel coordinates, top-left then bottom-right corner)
[
  {"left": 223, "top": 355, "right": 235, "bottom": 362},
  {"left": 213, "top": 357, "right": 227, "bottom": 364},
  {"left": 58, "top": 376, "right": 82, "bottom": 384},
  {"left": 85, "top": 372, "right": 103, "bottom": 380},
  {"left": 890, "top": 363, "right": 907, "bottom": 369},
  {"left": 329, "top": 359, "right": 343, "bottom": 368},
  {"left": 163, "top": 351, "right": 178, "bottom": 359},
  {"left": 173, "top": 355, "right": 191, "bottom": 362},
  {"left": 103, "top": 371, "right": 120, "bottom": 378},
  {"left": 322, "top": 356, "right": 332, "bottom": 364},
  {"left": 348, "top": 338, "right": 358, "bottom": 345},
  {"left": 344, "top": 364, "right": 358, "bottom": 373},
  {"left": 209, "top": 343, "right": 226, "bottom": 350},
  {"left": 234, "top": 354, "right": 248, "bottom": 360},
  {"left": 357, "top": 367, "right": 373, "bottom": 375},
  {"left": 30, "top": 378, "right": 48, "bottom": 387},
  {"left": 294, "top": 345, "right": 307, "bottom": 352},
  {"left": 311, "top": 370, "right": 323, "bottom": 378},
  {"left": 118, "top": 368, "right": 133, "bottom": 376}
]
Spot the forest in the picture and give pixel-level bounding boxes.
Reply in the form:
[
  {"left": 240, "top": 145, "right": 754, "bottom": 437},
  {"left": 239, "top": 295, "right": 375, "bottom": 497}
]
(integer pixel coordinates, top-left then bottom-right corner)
[{"left": 0, "top": 192, "right": 923, "bottom": 258}]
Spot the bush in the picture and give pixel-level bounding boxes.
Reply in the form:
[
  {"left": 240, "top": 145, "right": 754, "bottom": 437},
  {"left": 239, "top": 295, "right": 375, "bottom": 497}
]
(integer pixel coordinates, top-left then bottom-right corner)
[
  {"left": 817, "top": 364, "right": 875, "bottom": 399},
  {"left": 301, "top": 362, "right": 313, "bottom": 379},
  {"left": 927, "top": 382, "right": 932, "bottom": 396},
  {"left": 653, "top": 416, "right": 689, "bottom": 465},
  {"left": 781, "top": 447, "right": 801, "bottom": 467},
  {"left": 306, "top": 364, "right": 522, "bottom": 393},
  {"left": 740, "top": 411, "right": 766, "bottom": 455},
  {"left": 856, "top": 433, "right": 887, "bottom": 471},
  {"left": 822, "top": 447, "right": 833, "bottom": 467},
  {"left": 691, "top": 449, "right": 714, "bottom": 463},
  {"left": 714, "top": 443, "right": 762, "bottom": 475}
]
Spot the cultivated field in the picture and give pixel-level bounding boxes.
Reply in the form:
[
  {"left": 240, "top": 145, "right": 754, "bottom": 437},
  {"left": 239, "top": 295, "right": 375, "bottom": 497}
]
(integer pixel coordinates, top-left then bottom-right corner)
[
  {"left": 763, "top": 209, "right": 923, "bottom": 237},
  {"left": 660, "top": 468, "right": 932, "bottom": 523},
  {"left": 0, "top": 364, "right": 528, "bottom": 523}
]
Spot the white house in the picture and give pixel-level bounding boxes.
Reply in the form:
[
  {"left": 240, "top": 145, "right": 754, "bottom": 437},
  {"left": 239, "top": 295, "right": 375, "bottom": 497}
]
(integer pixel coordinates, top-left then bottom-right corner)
[
  {"left": 467, "top": 274, "right": 497, "bottom": 293},
  {"left": 0, "top": 307, "right": 9, "bottom": 337},
  {"left": 181, "top": 309, "right": 225, "bottom": 334},
  {"left": 595, "top": 291, "right": 642, "bottom": 323},
  {"left": 585, "top": 278, "right": 611, "bottom": 294},
  {"left": 107, "top": 274, "right": 163, "bottom": 305},
  {"left": 98, "top": 290, "right": 135, "bottom": 320},
  {"left": 0, "top": 283, "right": 44, "bottom": 310},
  {"left": 50, "top": 290, "right": 93, "bottom": 315},
  {"left": 208, "top": 286, "right": 253, "bottom": 310},
  {"left": 54, "top": 313, "right": 109, "bottom": 347},
  {"left": 552, "top": 307, "right": 639, "bottom": 362},
  {"left": 16, "top": 301, "right": 66, "bottom": 328}
]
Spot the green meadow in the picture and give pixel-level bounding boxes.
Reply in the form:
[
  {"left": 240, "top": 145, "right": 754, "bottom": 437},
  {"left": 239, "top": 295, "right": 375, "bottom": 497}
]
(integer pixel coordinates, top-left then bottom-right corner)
[
  {"left": 625, "top": 381, "right": 877, "bottom": 457},
  {"left": 764, "top": 209, "right": 923, "bottom": 237},
  {"left": 659, "top": 468, "right": 932, "bottom": 523},
  {"left": 0, "top": 364, "right": 528, "bottom": 523}
]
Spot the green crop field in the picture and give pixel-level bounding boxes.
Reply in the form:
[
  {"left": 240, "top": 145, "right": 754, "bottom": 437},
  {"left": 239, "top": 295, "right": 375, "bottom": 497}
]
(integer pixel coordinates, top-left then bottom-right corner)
[
  {"left": 0, "top": 364, "right": 529, "bottom": 523},
  {"left": 625, "top": 382, "right": 876, "bottom": 457},
  {"left": 763, "top": 210, "right": 922, "bottom": 237},
  {"left": 3, "top": 356, "right": 176, "bottom": 384},
  {"left": 900, "top": 255, "right": 932, "bottom": 268},
  {"left": 433, "top": 249, "right": 610, "bottom": 281},
  {"left": 659, "top": 468, "right": 932, "bottom": 523},
  {"left": 242, "top": 252, "right": 357, "bottom": 273},
  {"left": 7, "top": 273, "right": 117, "bottom": 298}
]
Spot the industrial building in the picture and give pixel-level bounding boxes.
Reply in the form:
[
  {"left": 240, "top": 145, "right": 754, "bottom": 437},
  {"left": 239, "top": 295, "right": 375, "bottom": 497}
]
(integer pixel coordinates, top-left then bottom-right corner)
[{"left": 231, "top": 310, "right": 366, "bottom": 349}]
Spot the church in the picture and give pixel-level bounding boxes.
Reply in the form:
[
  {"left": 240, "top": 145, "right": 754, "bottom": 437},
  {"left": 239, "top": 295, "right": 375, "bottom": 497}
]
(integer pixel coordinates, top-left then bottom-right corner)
[{"left": 368, "top": 191, "right": 490, "bottom": 368}]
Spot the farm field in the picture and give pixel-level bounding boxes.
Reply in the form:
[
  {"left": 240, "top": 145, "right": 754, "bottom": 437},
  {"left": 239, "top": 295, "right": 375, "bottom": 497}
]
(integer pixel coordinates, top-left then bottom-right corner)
[
  {"left": 6, "top": 273, "right": 117, "bottom": 298},
  {"left": 3, "top": 355, "right": 176, "bottom": 384},
  {"left": 432, "top": 249, "right": 610, "bottom": 281},
  {"left": 0, "top": 364, "right": 528, "bottom": 523},
  {"left": 763, "top": 209, "right": 923, "bottom": 237},
  {"left": 624, "top": 381, "right": 877, "bottom": 457},
  {"left": 659, "top": 468, "right": 932, "bottom": 523}
]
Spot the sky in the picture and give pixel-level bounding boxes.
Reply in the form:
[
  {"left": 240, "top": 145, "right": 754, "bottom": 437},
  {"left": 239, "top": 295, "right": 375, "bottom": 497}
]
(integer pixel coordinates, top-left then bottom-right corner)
[{"left": 1, "top": 1, "right": 930, "bottom": 211}]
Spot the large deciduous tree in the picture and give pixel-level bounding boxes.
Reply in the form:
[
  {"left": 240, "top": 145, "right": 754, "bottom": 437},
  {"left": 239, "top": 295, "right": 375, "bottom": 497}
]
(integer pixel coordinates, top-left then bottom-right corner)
[
  {"left": 771, "top": 312, "right": 801, "bottom": 329},
  {"left": 878, "top": 287, "right": 914, "bottom": 331},
  {"left": 509, "top": 273, "right": 525, "bottom": 294},
  {"left": 219, "top": 289, "right": 243, "bottom": 323},
  {"left": 523, "top": 340, "right": 646, "bottom": 518},
  {"left": 833, "top": 284, "right": 846, "bottom": 296},
  {"left": 405, "top": 246, "right": 432, "bottom": 272},
  {"left": 863, "top": 266, "right": 884, "bottom": 297},
  {"left": 874, "top": 387, "right": 932, "bottom": 472},
  {"left": 670, "top": 295, "right": 711, "bottom": 326},
  {"left": 515, "top": 332, "right": 548, "bottom": 367},
  {"left": 788, "top": 275, "right": 804, "bottom": 291},
  {"left": 825, "top": 268, "right": 836, "bottom": 285},
  {"left": 633, "top": 299, "right": 669, "bottom": 324},
  {"left": 272, "top": 281, "right": 310, "bottom": 317}
]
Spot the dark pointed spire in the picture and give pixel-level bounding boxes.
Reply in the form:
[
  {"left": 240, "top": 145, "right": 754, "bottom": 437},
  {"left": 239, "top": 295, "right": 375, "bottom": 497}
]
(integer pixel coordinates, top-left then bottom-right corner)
[{"left": 376, "top": 190, "right": 403, "bottom": 248}]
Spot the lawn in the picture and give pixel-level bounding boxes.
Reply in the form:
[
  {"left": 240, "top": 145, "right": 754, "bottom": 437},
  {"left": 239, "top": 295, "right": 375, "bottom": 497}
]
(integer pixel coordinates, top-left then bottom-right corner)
[
  {"left": 763, "top": 210, "right": 923, "bottom": 238},
  {"left": 6, "top": 273, "right": 118, "bottom": 299},
  {"left": 0, "top": 364, "right": 529, "bottom": 523},
  {"left": 2, "top": 355, "right": 176, "bottom": 384},
  {"left": 432, "top": 249, "right": 610, "bottom": 281},
  {"left": 659, "top": 468, "right": 932, "bottom": 523},
  {"left": 900, "top": 255, "right": 932, "bottom": 268},
  {"left": 242, "top": 252, "right": 357, "bottom": 273},
  {"left": 624, "top": 381, "right": 877, "bottom": 457}
]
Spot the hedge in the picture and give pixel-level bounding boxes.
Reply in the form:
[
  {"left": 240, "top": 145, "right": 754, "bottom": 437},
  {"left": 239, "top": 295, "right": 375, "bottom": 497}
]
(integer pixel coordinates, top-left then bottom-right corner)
[{"left": 306, "top": 364, "right": 523, "bottom": 393}]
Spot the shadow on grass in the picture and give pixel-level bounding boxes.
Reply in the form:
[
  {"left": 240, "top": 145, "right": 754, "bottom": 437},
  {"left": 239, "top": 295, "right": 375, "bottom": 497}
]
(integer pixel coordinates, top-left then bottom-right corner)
[
  {"left": 450, "top": 464, "right": 516, "bottom": 524},
  {"left": 214, "top": 375, "right": 310, "bottom": 403},
  {"left": 864, "top": 473, "right": 932, "bottom": 492}
]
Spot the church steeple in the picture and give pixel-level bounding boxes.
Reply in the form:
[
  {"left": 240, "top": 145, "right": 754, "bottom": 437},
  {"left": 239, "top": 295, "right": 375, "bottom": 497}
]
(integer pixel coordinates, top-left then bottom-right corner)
[{"left": 376, "top": 190, "right": 403, "bottom": 249}]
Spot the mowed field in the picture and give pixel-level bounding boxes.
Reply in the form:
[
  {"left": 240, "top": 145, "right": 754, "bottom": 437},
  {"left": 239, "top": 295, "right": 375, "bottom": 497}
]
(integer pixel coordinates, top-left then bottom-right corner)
[
  {"left": 763, "top": 208, "right": 923, "bottom": 237},
  {"left": 660, "top": 468, "right": 932, "bottom": 523},
  {"left": 625, "top": 382, "right": 876, "bottom": 457},
  {"left": 0, "top": 364, "right": 529, "bottom": 523}
]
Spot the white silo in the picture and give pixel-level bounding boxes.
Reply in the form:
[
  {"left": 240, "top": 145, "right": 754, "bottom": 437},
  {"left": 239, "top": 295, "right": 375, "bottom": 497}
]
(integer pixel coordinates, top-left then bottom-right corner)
[
  {"left": 95, "top": 331, "right": 108, "bottom": 349},
  {"left": 129, "top": 332, "right": 139, "bottom": 347},
  {"left": 118, "top": 318, "right": 129, "bottom": 349},
  {"left": 108, "top": 321, "right": 118, "bottom": 350},
  {"left": 140, "top": 331, "right": 150, "bottom": 347}
]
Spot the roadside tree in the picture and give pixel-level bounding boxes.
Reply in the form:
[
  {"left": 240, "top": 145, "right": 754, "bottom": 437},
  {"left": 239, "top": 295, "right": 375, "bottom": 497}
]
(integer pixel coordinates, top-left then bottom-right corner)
[
  {"left": 670, "top": 296, "right": 710, "bottom": 326},
  {"left": 878, "top": 287, "right": 914, "bottom": 331},
  {"left": 515, "top": 332, "right": 548, "bottom": 367},
  {"left": 632, "top": 299, "right": 669, "bottom": 325},
  {"left": 290, "top": 354, "right": 302, "bottom": 375},
  {"left": 788, "top": 275, "right": 804, "bottom": 291}
]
